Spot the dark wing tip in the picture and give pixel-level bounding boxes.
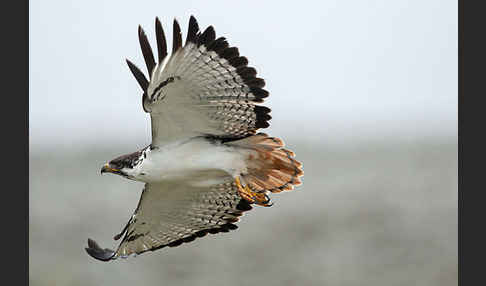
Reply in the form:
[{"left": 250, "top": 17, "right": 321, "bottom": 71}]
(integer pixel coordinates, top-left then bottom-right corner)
[
  {"left": 142, "top": 222, "right": 240, "bottom": 254},
  {"left": 172, "top": 18, "right": 183, "bottom": 54},
  {"left": 232, "top": 63, "right": 267, "bottom": 93},
  {"left": 85, "top": 238, "right": 116, "bottom": 262},
  {"left": 138, "top": 25, "right": 156, "bottom": 78},
  {"left": 198, "top": 26, "right": 216, "bottom": 47},
  {"left": 236, "top": 66, "right": 257, "bottom": 85},
  {"left": 155, "top": 17, "right": 168, "bottom": 64},
  {"left": 219, "top": 47, "right": 239, "bottom": 60},
  {"left": 228, "top": 56, "right": 249, "bottom": 68},
  {"left": 236, "top": 199, "right": 253, "bottom": 211},
  {"left": 126, "top": 59, "right": 149, "bottom": 91},
  {"left": 186, "top": 15, "right": 200, "bottom": 44},
  {"left": 250, "top": 87, "right": 269, "bottom": 101},
  {"left": 207, "top": 37, "right": 229, "bottom": 55},
  {"left": 246, "top": 78, "right": 266, "bottom": 88},
  {"left": 254, "top": 105, "right": 272, "bottom": 128}
]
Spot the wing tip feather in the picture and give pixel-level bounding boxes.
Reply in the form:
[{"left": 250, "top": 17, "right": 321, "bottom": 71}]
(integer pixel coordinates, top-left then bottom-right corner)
[
  {"left": 236, "top": 199, "right": 253, "bottom": 211},
  {"left": 126, "top": 59, "right": 149, "bottom": 91},
  {"left": 172, "top": 18, "right": 183, "bottom": 53},
  {"left": 186, "top": 15, "right": 200, "bottom": 44},
  {"left": 155, "top": 17, "right": 168, "bottom": 64},
  {"left": 254, "top": 105, "right": 272, "bottom": 128},
  {"left": 198, "top": 25, "right": 216, "bottom": 47},
  {"left": 138, "top": 25, "right": 156, "bottom": 77},
  {"left": 85, "top": 238, "right": 116, "bottom": 262}
]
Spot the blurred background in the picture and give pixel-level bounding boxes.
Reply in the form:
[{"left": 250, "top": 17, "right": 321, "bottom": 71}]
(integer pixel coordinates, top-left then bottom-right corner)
[{"left": 29, "top": 0, "right": 457, "bottom": 285}]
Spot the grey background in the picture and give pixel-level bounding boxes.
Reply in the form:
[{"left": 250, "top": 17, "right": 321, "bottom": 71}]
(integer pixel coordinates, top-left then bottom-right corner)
[{"left": 30, "top": 1, "right": 457, "bottom": 285}]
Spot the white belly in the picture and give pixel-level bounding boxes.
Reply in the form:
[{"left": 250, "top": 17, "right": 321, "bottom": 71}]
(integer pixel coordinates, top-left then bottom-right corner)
[{"left": 133, "top": 138, "right": 248, "bottom": 184}]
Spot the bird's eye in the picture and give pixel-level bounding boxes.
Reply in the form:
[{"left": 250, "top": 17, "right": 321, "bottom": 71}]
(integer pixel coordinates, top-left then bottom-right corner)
[{"left": 108, "top": 160, "right": 121, "bottom": 169}]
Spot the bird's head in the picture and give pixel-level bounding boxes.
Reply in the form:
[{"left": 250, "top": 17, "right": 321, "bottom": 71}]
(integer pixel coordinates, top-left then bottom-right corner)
[
  {"left": 100, "top": 162, "right": 125, "bottom": 176},
  {"left": 101, "top": 151, "right": 143, "bottom": 178}
]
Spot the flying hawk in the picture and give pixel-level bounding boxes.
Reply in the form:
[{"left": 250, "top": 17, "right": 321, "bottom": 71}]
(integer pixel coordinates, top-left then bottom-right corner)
[{"left": 85, "top": 16, "right": 303, "bottom": 261}]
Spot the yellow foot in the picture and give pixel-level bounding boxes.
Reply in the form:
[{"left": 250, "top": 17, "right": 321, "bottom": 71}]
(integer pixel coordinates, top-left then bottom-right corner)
[{"left": 235, "top": 176, "right": 272, "bottom": 207}]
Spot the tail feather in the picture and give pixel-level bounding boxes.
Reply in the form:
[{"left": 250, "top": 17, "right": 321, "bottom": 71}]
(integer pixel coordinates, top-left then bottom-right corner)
[{"left": 229, "top": 133, "right": 303, "bottom": 196}]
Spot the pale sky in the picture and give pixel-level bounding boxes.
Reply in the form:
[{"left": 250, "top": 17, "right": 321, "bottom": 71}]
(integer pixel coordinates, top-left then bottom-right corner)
[{"left": 29, "top": 0, "right": 457, "bottom": 150}]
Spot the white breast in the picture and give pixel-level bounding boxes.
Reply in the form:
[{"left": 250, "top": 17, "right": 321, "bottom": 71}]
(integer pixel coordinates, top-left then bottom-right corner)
[{"left": 132, "top": 138, "right": 248, "bottom": 184}]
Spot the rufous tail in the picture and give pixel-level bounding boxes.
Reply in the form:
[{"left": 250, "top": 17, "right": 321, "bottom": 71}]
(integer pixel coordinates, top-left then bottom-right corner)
[{"left": 229, "top": 133, "right": 303, "bottom": 198}]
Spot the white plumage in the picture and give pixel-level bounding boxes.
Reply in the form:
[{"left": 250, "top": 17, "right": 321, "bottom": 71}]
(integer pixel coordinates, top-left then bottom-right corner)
[{"left": 126, "top": 137, "right": 249, "bottom": 184}]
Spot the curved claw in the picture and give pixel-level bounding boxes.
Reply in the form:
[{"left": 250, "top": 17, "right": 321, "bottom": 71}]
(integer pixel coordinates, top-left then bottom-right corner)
[
  {"left": 85, "top": 238, "right": 116, "bottom": 262},
  {"left": 259, "top": 195, "right": 273, "bottom": 207},
  {"left": 235, "top": 177, "right": 273, "bottom": 207}
]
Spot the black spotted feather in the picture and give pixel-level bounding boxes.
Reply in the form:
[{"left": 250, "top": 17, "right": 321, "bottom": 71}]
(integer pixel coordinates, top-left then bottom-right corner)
[
  {"left": 86, "top": 178, "right": 253, "bottom": 261},
  {"left": 125, "top": 15, "right": 272, "bottom": 146}
]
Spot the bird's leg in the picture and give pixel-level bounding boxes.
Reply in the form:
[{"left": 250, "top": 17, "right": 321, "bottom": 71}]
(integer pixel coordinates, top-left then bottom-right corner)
[
  {"left": 234, "top": 176, "right": 272, "bottom": 207},
  {"left": 234, "top": 176, "right": 254, "bottom": 203}
]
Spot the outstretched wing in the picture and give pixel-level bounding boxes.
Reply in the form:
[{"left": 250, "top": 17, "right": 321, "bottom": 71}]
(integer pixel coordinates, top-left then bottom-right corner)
[
  {"left": 126, "top": 16, "right": 272, "bottom": 146},
  {"left": 85, "top": 173, "right": 253, "bottom": 261}
]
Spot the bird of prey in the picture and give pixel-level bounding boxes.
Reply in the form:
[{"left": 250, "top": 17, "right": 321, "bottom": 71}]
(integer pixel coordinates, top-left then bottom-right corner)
[{"left": 85, "top": 16, "right": 303, "bottom": 261}]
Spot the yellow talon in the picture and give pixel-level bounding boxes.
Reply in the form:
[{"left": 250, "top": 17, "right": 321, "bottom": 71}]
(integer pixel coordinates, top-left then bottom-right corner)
[{"left": 235, "top": 176, "right": 272, "bottom": 207}]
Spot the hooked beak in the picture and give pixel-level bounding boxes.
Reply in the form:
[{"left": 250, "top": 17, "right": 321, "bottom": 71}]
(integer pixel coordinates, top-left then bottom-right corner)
[{"left": 101, "top": 163, "right": 120, "bottom": 174}]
